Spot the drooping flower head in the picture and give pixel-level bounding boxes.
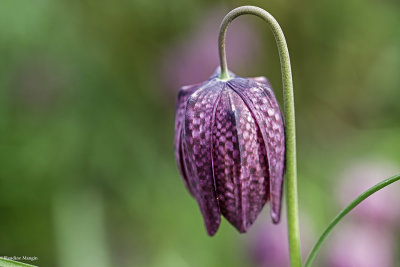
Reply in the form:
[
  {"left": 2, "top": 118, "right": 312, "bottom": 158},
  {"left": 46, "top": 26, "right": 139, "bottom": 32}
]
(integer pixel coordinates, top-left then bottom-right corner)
[{"left": 174, "top": 68, "right": 285, "bottom": 236}]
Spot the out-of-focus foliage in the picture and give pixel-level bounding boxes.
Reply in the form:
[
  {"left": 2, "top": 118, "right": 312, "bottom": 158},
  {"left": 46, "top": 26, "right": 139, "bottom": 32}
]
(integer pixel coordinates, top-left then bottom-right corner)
[{"left": 0, "top": 0, "right": 399, "bottom": 266}]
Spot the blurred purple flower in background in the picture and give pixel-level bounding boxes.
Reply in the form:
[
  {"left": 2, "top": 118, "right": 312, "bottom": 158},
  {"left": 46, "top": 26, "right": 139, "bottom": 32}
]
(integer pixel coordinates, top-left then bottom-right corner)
[
  {"left": 161, "top": 7, "right": 260, "bottom": 97},
  {"left": 247, "top": 159, "right": 400, "bottom": 267},
  {"left": 326, "top": 222, "right": 395, "bottom": 267},
  {"left": 324, "top": 160, "right": 400, "bottom": 267},
  {"left": 338, "top": 160, "right": 400, "bottom": 227},
  {"left": 249, "top": 218, "right": 290, "bottom": 267},
  {"left": 247, "top": 213, "right": 313, "bottom": 267}
]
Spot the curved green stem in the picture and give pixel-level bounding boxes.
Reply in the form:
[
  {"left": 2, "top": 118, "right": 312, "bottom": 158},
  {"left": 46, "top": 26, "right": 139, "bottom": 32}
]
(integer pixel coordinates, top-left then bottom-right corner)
[
  {"left": 304, "top": 174, "right": 400, "bottom": 267},
  {"left": 218, "top": 6, "right": 301, "bottom": 267},
  {"left": 0, "top": 258, "right": 37, "bottom": 267}
]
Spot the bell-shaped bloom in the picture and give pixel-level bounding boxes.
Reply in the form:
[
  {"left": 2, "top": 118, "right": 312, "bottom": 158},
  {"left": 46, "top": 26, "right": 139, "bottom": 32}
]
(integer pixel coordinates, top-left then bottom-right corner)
[{"left": 174, "top": 68, "right": 285, "bottom": 236}]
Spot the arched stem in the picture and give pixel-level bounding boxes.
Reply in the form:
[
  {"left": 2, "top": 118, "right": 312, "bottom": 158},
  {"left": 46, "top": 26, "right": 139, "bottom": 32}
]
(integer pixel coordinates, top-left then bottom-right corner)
[
  {"left": 218, "top": 6, "right": 301, "bottom": 267},
  {"left": 304, "top": 173, "right": 400, "bottom": 267}
]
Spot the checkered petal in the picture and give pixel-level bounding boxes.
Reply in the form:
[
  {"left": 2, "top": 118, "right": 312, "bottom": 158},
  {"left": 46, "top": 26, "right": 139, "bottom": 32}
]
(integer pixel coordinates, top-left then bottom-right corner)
[
  {"left": 212, "top": 88, "right": 269, "bottom": 233},
  {"left": 228, "top": 77, "right": 285, "bottom": 223},
  {"left": 183, "top": 79, "right": 224, "bottom": 236},
  {"left": 174, "top": 83, "right": 204, "bottom": 196}
]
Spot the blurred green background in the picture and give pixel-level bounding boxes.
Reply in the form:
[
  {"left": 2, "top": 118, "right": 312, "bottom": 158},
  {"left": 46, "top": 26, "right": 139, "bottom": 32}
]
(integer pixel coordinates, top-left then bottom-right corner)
[{"left": 0, "top": 0, "right": 399, "bottom": 266}]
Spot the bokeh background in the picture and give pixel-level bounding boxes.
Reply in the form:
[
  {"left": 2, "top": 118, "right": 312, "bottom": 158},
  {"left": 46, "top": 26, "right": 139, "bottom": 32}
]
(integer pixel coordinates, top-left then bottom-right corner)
[{"left": 1, "top": 0, "right": 399, "bottom": 266}]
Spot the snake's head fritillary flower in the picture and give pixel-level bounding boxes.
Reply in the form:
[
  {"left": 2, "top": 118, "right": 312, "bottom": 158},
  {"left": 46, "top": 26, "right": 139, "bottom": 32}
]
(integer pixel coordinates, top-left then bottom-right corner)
[{"left": 174, "top": 68, "right": 285, "bottom": 236}]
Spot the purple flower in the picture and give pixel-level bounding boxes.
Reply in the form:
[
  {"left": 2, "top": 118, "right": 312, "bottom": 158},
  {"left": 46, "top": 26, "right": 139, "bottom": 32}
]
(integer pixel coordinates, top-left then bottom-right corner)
[
  {"left": 325, "top": 222, "right": 395, "bottom": 267},
  {"left": 338, "top": 161, "right": 400, "bottom": 227},
  {"left": 250, "top": 217, "right": 290, "bottom": 267},
  {"left": 247, "top": 213, "right": 313, "bottom": 267},
  {"left": 324, "top": 161, "right": 400, "bottom": 267},
  {"left": 174, "top": 68, "right": 285, "bottom": 236}
]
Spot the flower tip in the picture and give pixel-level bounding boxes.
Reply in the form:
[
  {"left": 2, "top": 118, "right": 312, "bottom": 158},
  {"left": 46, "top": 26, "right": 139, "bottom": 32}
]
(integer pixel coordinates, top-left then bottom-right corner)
[
  {"left": 206, "top": 226, "right": 219, "bottom": 237},
  {"left": 271, "top": 211, "right": 281, "bottom": 224},
  {"left": 238, "top": 227, "right": 250, "bottom": 234}
]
